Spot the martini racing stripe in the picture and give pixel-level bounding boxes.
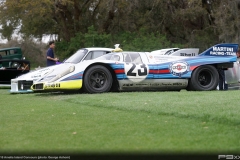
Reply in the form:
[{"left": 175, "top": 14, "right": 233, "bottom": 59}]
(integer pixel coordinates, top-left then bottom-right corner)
[
  {"left": 111, "top": 63, "right": 125, "bottom": 79},
  {"left": 110, "top": 63, "right": 124, "bottom": 69},
  {"left": 61, "top": 71, "right": 83, "bottom": 81},
  {"left": 114, "top": 69, "right": 124, "bottom": 74}
]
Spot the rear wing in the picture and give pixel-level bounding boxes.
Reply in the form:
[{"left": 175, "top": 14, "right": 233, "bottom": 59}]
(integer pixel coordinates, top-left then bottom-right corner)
[{"left": 199, "top": 43, "right": 239, "bottom": 56}]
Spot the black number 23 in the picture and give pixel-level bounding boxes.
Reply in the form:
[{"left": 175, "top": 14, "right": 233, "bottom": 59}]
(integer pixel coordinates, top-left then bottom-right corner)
[{"left": 127, "top": 63, "right": 147, "bottom": 76}]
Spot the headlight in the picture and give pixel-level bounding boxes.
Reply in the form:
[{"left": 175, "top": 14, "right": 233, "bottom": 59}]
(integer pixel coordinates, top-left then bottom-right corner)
[{"left": 49, "top": 66, "right": 75, "bottom": 82}]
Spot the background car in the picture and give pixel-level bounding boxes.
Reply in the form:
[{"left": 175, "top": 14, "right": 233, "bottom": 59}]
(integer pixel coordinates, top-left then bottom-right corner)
[
  {"left": 150, "top": 48, "right": 199, "bottom": 57},
  {"left": 31, "top": 43, "right": 238, "bottom": 93},
  {"left": 0, "top": 59, "right": 30, "bottom": 87},
  {"left": 151, "top": 48, "right": 179, "bottom": 55},
  {"left": 0, "top": 47, "right": 23, "bottom": 60},
  {"left": 10, "top": 47, "right": 113, "bottom": 93}
]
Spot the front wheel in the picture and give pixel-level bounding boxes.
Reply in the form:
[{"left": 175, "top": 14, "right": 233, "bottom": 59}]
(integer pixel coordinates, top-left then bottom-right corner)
[
  {"left": 83, "top": 65, "right": 113, "bottom": 93},
  {"left": 187, "top": 65, "right": 219, "bottom": 91}
]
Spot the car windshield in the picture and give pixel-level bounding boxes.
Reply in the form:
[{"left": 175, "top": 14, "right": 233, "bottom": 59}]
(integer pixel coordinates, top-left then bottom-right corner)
[{"left": 64, "top": 49, "right": 88, "bottom": 64}]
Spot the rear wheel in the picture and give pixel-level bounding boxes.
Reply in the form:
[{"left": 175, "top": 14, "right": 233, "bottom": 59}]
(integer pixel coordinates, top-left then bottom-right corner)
[
  {"left": 83, "top": 65, "right": 112, "bottom": 93},
  {"left": 187, "top": 65, "right": 219, "bottom": 91}
]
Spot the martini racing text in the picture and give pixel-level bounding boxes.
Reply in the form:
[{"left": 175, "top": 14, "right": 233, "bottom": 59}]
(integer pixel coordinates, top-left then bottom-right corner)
[{"left": 210, "top": 47, "right": 235, "bottom": 56}]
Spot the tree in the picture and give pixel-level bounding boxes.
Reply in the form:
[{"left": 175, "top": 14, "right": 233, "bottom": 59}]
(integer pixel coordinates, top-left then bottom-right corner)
[{"left": 0, "top": 0, "right": 56, "bottom": 40}]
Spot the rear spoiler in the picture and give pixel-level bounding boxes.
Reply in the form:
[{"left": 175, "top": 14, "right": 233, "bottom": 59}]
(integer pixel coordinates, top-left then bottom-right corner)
[{"left": 199, "top": 43, "right": 239, "bottom": 56}]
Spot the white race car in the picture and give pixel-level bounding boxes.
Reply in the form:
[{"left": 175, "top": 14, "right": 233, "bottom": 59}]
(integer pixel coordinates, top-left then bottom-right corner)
[
  {"left": 30, "top": 43, "right": 238, "bottom": 93},
  {"left": 10, "top": 47, "right": 113, "bottom": 93}
]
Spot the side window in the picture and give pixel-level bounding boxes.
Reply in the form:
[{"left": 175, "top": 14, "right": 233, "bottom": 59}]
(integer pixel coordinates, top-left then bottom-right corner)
[
  {"left": 84, "top": 51, "right": 106, "bottom": 60},
  {"left": 123, "top": 53, "right": 143, "bottom": 64},
  {"left": 130, "top": 53, "right": 143, "bottom": 64},
  {"left": 10, "top": 50, "right": 15, "bottom": 55},
  {"left": 92, "top": 51, "right": 106, "bottom": 59},
  {"left": 110, "top": 55, "right": 120, "bottom": 61},
  {"left": 84, "top": 52, "right": 92, "bottom": 60},
  {"left": 123, "top": 53, "right": 132, "bottom": 62},
  {"left": 0, "top": 51, "right": 6, "bottom": 57}
]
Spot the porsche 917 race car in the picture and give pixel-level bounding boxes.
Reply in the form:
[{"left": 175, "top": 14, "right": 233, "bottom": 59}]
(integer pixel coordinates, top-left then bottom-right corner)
[
  {"left": 10, "top": 47, "right": 113, "bottom": 93},
  {"left": 154, "top": 47, "right": 240, "bottom": 90},
  {"left": 30, "top": 43, "right": 238, "bottom": 93}
]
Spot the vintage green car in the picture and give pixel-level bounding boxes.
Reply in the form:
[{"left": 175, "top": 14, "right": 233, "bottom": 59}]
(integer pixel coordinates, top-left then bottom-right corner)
[
  {"left": 0, "top": 47, "right": 29, "bottom": 86},
  {"left": 0, "top": 47, "right": 23, "bottom": 67}
]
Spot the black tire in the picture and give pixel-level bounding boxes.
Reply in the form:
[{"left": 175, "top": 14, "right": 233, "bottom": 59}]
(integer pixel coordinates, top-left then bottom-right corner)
[
  {"left": 83, "top": 65, "right": 113, "bottom": 93},
  {"left": 187, "top": 65, "right": 219, "bottom": 91}
]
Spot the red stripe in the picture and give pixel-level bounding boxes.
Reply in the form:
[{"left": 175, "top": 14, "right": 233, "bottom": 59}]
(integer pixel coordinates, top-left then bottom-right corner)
[
  {"left": 149, "top": 69, "right": 170, "bottom": 74},
  {"left": 159, "top": 69, "right": 170, "bottom": 74},
  {"left": 149, "top": 70, "right": 158, "bottom": 74},
  {"left": 115, "top": 69, "right": 125, "bottom": 74},
  {"left": 190, "top": 66, "right": 197, "bottom": 71}
]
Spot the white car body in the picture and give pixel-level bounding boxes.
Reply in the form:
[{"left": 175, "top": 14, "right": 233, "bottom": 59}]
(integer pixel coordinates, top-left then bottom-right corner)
[
  {"left": 30, "top": 43, "right": 238, "bottom": 93},
  {"left": 10, "top": 47, "right": 113, "bottom": 93}
]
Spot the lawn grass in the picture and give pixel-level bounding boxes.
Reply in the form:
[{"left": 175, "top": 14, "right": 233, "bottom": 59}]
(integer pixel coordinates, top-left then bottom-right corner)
[{"left": 0, "top": 89, "right": 240, "bottom": 155}]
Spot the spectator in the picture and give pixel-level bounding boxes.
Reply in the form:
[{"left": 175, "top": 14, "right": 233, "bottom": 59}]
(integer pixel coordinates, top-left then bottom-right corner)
[
  {"left": 236, "top": 49, "right": 240, "bottom": 59},
  {"left": 46, "top": 41, "right": 58, "bottom": 66},
  {"left": 218, "top": 68, "right": 228, "bottom": 90}
]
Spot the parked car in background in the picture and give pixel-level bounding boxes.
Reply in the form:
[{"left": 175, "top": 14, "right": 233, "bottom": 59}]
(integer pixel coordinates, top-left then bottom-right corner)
[
  {"left": 10, "top": 47, "right": 114, "bottom": 93},
  {"left": 0, "top": 47, "right": 23, "bottom": 66},
  {"left": 0, "top": 59, "right": 30, "bottom": 86},
  {"left": 150, "top": 48, "right": 199, "bottom": 57},
  {"left": 151, "top": 48, "right": 180, "bottom": 55},
  {"left": 30, "top": 43, "right": 238, "bottom": 93}
]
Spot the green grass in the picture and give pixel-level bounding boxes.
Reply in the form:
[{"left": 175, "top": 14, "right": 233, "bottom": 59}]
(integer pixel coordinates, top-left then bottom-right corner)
[{"left": 0, "top": 89, "right": 240, "bottom": 154}]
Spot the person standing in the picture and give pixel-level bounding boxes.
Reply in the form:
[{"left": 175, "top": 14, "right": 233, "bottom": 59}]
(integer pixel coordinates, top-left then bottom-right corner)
[
  {"left": 46, "top": 41, "right": 58, "bottom": 66},
  {"left": 236, "top": 49, "right": 240, "bottom": 59},
  {"left": 218, "top": 68, "right": 228, "bottom": 90}
]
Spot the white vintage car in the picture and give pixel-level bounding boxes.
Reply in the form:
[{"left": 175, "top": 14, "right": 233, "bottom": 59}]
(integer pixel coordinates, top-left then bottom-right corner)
[
  {"left": 151, "top": 48, "right": 199, "bottom": 57},
  {"left": 151, "top": 48, "right": 180, "bottom": 55},
  {"left": 30, "top": 43, "right": 238, "bottom": 93},
  {"left": 10, "top": 47, "right": 113, "bottom": 93}
]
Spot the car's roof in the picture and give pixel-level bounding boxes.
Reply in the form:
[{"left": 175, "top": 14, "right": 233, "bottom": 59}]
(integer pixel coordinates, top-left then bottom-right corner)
[
  {"left": 151, "top": 48, "right": 179, "bottom": 52},
  {"left": 83, "top": 47, "right": 114, "bottom": 51},
  {"left": 0, "top": 47, "right": 21, "bottom": 51}
]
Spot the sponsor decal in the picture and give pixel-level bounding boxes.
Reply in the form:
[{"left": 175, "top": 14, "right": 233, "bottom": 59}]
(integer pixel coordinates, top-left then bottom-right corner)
[
  {"left": 123, "top": 84, "right": 134, "bottom": 87},
  {"left": 45, "top": 83, "right": 61, "bottom": 89},
  {"left": 180, "top": 53, "right": 196, "bottom": 56},
  {"left": 210, "top": 47, "right": 235, "bottom": 56},
  {"left": 169, "top": 61, "right": 190, "bottom": 78}
]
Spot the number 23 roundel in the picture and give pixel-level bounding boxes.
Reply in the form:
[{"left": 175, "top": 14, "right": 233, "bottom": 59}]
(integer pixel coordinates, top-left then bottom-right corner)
[{"left": 124, "top": 63, "right": 149, "bottom": 82}]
